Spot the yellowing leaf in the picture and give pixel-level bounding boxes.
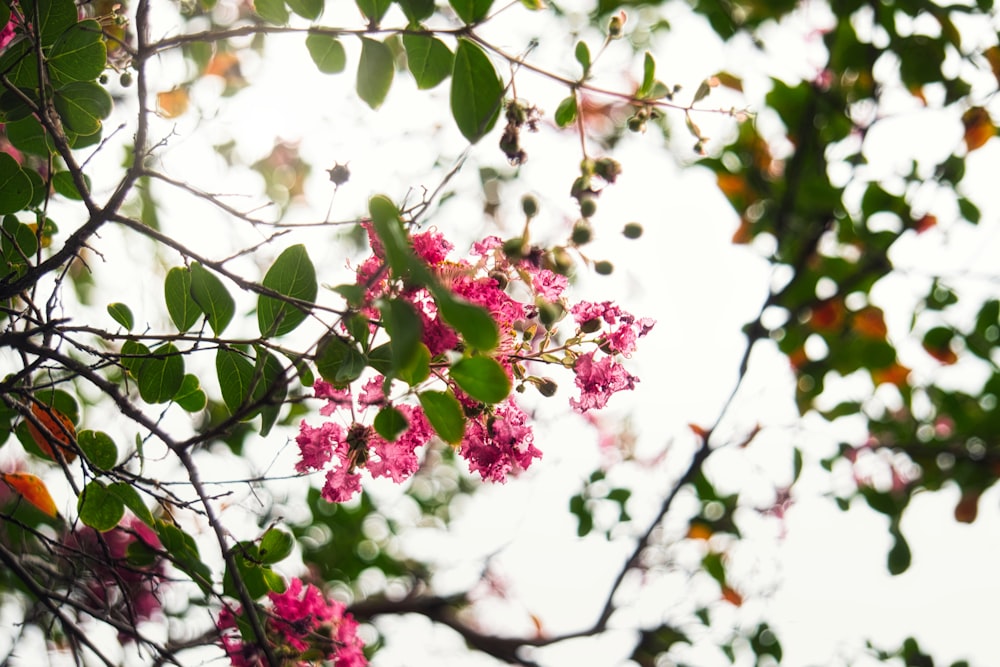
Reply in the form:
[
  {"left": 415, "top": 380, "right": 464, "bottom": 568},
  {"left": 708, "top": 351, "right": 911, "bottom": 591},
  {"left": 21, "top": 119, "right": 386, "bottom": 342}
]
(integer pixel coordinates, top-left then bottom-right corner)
[
  {"left": 157, "top": 88, "right": 190, "bottom": 118},
  {"left": 2, "top": 472, "right": 59, "bottom": 517},
  {"left": 851, "top": 307, "right": 887, "bottom": 340},
  {"left": 962, "top": 107, "right": 994, "bottom": 152}
]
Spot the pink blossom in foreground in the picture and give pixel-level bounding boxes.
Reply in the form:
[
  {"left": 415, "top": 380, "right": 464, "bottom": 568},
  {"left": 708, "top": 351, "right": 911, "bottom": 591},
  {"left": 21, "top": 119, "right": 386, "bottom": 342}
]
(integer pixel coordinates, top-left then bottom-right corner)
[
  {"left": 571, "top": 300, "right": 655, "bottom": 355},
  {"left": 219, "top": 578, "right": 367, "bottom": 666},
  {"left": 570, "top": 351, "right": 638, "bottom": 412}
]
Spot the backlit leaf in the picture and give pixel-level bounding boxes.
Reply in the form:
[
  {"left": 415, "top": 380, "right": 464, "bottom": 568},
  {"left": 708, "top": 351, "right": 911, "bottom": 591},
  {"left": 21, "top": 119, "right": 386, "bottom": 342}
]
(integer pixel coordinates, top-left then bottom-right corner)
[
  {"left": 48, "top": 20, "right": 107, "bottom": 85},
  {"left": 306, "top": 33, "right": 346, "bottom": 74},
  {"left": 164, "top": 266, "right": 202, "bottom": 332},
  {"left": 259, "top": 527, "right": 294, "bottom": 564},
  {"left": 175, "top": 373, "right": 208, "bottom": 412},
  {"left": 434, "top": 291, "right": 499, "bottom": 351},
  {"left": 374, "top": 405, "right": 408, "bottom": 442},
  {"left": 53, "top": 81, "right": 112, "bottom": 136},
  {"left": 398, "top": 0, "right": 434, "bottom": 22},
  {"left": 137, "top": 343, "right": 185, "bottom": 404},
  {"left": 2, "top": 473, "right": 58, "bottom": 518},
  {"left": 78, "top": 480, "right": 125, "bottom": 531},
  {"left": 356, "top": 0, "right": 391, "bottom": 23},
  {"left": 216, "top": 348, "right": 258, "bottom": 417},
  {"left": 418, "top": 390, "right": 465, "bottom": 444},
  {"left": 286, "top": 0, "right": 322, "bottom": 19},
  {"left": 403, "top": 34, "right": 453, "bottom": 90},
  {"left": 258, "top": 244, "right": 317, "bottom": 337},
  {"left": 77, "top": 430, "right": 117, "bottom": 470},
  {"left": 253, "top": 0, "right": 289, "bottom": 24},
  {"left": 357, "top": 37, "right": 394, "bottom": 110},
  {"left": 449, "top": 356, "right": 511, "bottom": 404},
  {"left": 555, "top": 95, "right": 577, "bottom": 127},
  {"left": 106, "top": 302, "right": 134, "bottom": 330},
  {"left": 448, "top": 0, "right": 492, "bottom": 23},
  {"left": 25, "top": 401, "right": 77, "bottom": 463},
  {"left": 190, "top": 262, "right": 235, "bottom": 336},
  {"left": 0, "top": 153, "right": 33, "bottom": 214},
  {"left": 450, "top": 39, "right": 503, "bottom": 143}
]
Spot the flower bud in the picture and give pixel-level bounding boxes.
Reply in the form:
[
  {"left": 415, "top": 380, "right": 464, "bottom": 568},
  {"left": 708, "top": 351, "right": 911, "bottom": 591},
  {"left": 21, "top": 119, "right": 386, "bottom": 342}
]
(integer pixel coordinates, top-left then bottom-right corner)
[
  {"left": 503, "top": 237, "right": 526, "bottom": 260},
  {"left": 579, "top": 197, "right": 597, "bottom": 218},
  {"left": 608, "top": 11, "right": 626, "bottom": 38},
  {"left": 538, "top": 301, "right": 565, "bottom": 328},
  {"left": 489, "top": 270, "right": 509, "bottom": 289},
  {"left": 120, "top": 71, "right": 133, "bottom": 87},
  {"left": 580, "top": 317, "right": 602, "bottom": 334},
  {"left": 327, "top": 162, "right": 351, "bottom": 187},
  {"left": 595, "top": 157, "right": 622, "bottom": 183},
  {"left": 521, "top": 194, "right": 539, "bottom": 218},
  {"left": 536, "top": 377, "right": 558, "bottom": 397},
  {"left": 594, "top": 260, "right": 614, "bottom": 275},
  {"left": 547, "top": 247, "right": 574, "bottom": 275},
  {"left": 623, "top": 222, "right": 643, "bottom": 239},
  {"left": 571, "top": 219, "right": 593, "bottom": 245}
]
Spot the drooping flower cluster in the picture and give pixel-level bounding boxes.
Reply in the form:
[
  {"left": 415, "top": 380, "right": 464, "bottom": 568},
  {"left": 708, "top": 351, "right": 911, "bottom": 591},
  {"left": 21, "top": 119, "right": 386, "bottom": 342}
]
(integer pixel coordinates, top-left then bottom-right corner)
[
  {"left": 296, "top": 224, "right": 653, "bottom": 501},
  {"left": 62, "top": 515, "right": 166, "bottom": 640},
  {"left": 218, "top": 577, "right": 366, "bottom": 667}
]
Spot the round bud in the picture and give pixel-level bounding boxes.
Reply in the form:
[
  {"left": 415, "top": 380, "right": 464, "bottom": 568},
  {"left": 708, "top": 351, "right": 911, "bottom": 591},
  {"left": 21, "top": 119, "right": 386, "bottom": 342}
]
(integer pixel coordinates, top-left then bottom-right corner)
[
  {"left": 623, "top": 222, "right": 644, "bottom": 239},
  {"left": 521, "top": 194, "right": 539, "bottom": 218},
  {"left": 571, "top": 219, "right": 592, "bottom": 245},
  {"left": 327, "top": 162, "right": 350, "bottom": 186},
  {"left": 627, "top": 116, "right": 646, "bottom": 133},
  {"left": 99, "top": 74, "right": 108, "bottom": 85},
  {"left": 538, "top": 301, "right": 565, "bottom": 328},
  {"left": 536, "top": 377, "right": 558, "bottom": 397},
  {"left": 548, "top": 247, "right": 574, "bottom": 275},
  {"left": 489, "top": 270, "right": 509, "bottom": 289},
  {"left": 580, "top": 317, "right": 602, "bottom": 334},
  {"left": 595, "top": 157, "right": 622, "bottom": 183},
  {"left": 594, "top": 260, "right": 614, "bottom": 275},
  {"left": 579, "top": 197, "right": 597, "bottom": 218},
  {"left": 502, "top": 237, "right": 526, "bottom": 260},
  {"left": 119, "top": 71, "right": 133, "bottom": 87}
]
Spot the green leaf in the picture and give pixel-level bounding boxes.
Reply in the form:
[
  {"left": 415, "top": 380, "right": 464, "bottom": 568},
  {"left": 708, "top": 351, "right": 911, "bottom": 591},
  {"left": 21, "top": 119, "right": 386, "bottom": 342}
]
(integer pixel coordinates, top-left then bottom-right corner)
[
  {"left": 356, "top": 0, "right": 391, "bottom": 23},
  {"left": 255, "top": 347, "right": 286, "bottom": 436},
  {"left": 368, "top": 195, "right": 420, "bottom": 278},
  {"left": 450, "top": 39, "right": 503, "bottom": 143},
  {"left": 120, "top": 340, "right": 150, "bottom": 377},
  {"left": 225, "top": 542, "right": 271, "bottom": 600},
  {"left": 253, "top": 0, "right": 289, "bottom": 24},
  {"left": 77, "top": 430, "right": 118, "bottom": 470},
  {"left": 52, "top": 170, "right": 91, "bottom": 199},
  {"left": 106, "top": 302, "right": 134, "bottom": 330},
  {"left": 259, "top": 527, "right": 295, "bottom": 564},
  {"left": 449, "top": 356, "right": 510, "bottom": 403},
  {"left": 0, "top": 41, "right": 39, "bottom": 88},
  {"left": 887, "top": 526, "right": 911, "bottom": 575},
  {"left": 53, "top": 81, "right": 113, "bottom": 136},
  {"left": 381, "top": 297, "right": 423, "bottom": 376},
  {"left": 374, "top": 405, "right": 408, "bottom": 441},
  {"left": 137, "top": 343, "right": 185, "bottom": 404},
  {"left": 357, "top": 37, "right": 395, "bottom": 110},
  {"left": 639, "top": 51, "right": 655, "bottom": 97},
  {"left": 0, "top": 153, "right": 33, "bottom": 214},
  {"left": 403, "top": 34, "right": 453, "bottom": 90},
  {"left": 306, "top": 33, "right": 347, "bottom": 74},
  {"left": 448, "top": 0, "right": 493, "bottom": 23},
  {"left": 20, "top": 0, "right": 78, "bottom": 45},
  {"left": 216, "top": 348, "right": 258, "bottom": 417},
  {"left": 315, "top": 335, "right": 366, "bottom": 386},
  {"left": 434, "top": 291, "right": 499, "bottom": 351},
  {"left": 107, "top": 481, "right": 154, "bottom": 527},
  {"left": 345, "top": 312, "right": 371, "bottom": 351},
  {"left": 398, "top": 342, "right": 430, "bottom": 385},
  {"left": 154, "top": 520, "right": 212, "bottom": 592},
  {"left": 5, "top": 115, "right": 57, "bottom": 156},
  {"left": 574, "top": 41, "right": 591, "bottom": 74},
  {"left": 286, "top": 0, "right": 322, "bottom": 19},
  {"left": 48, "top": 20, "right": 107, "bottom": 85},
  {"left": 418, "top": 390, "right": 465, "bottom": 444},
  {"left": 164, "top": 266, "right": 202, "bottom": 333},
  {"left": 189, "top": 262, "right": 235, "bottom": 336},
  {"left": 554, "top": 95, "right": 577, "bottom": 127},
  {"left": 78, "top": 480, "right": 125, "bottom": 532},
  {"left": 1, "top": 216, "right": 38, "bottom": 272},
  {"left": 398, "top": 0, "right": 434, "bottom": 22},
  {"left": 258, "top": 244, "right": 317, "bottom": 337},
  {"left": 175, "top": 373, "right": 208, "bottom": 412}
]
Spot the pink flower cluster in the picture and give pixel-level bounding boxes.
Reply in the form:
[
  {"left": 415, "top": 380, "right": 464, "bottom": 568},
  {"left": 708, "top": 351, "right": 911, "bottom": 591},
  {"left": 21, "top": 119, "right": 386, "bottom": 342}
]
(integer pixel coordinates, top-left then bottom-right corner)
[
  {"left": 219, "top": 577, "right": 366, "bottom": 666},
  {"left": 296, "top": 225, "right": 652, "bottom": 501},
  {"left": 63, "top": 515, "right": 165, "bottom": 640}
]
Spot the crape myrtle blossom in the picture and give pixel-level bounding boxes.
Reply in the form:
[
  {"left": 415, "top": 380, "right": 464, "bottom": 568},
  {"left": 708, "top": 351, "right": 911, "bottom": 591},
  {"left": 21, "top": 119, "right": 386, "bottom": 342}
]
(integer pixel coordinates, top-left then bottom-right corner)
[
  {"left": 218, "top": 577, "right": 366, "bottom": 666},
  {"left": 294, "top": 225, "right": 653, "bottom": 501}
]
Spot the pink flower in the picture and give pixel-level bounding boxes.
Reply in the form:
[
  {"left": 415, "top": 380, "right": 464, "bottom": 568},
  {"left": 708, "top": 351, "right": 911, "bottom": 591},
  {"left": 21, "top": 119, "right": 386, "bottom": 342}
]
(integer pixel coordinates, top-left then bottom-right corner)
[
  {"left": 411, "top": 228, "right": 453, "bottom": 265},
  {"left": 569, "top": 351, "right": 638, "bottom": 412},
  {"left": 295, "top": 420, "right": 342, "bottom": 472},
  {"left": 219, "top": 578, "right": 367, "bottom": 666},
  {"left": 571, "top": 300, "right": 655, "bottom": 355},
  {"left": 367, "top": 405, "right": 432, "bottom": 482},
  {"left": 525, "top": 266, "right": 568, "bottom": 301},
  {"left": 322, "top": 466, "right": 363, "bottom": 503},
  {"left": 460, "top": 398, "right": 541, "bottom": 482}
]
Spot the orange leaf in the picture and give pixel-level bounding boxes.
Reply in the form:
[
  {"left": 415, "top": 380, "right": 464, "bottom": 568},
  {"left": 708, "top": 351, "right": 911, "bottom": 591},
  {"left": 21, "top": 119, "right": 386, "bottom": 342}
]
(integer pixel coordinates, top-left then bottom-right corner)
[
  {"left": 962, "top": 107, "right": 995, "bottom": 152},
  {"left": 688, "top": 423, "right": 710, "bottom": 439},
  {"left": 157, "top": 88, "right": 190, "bottom": 119},
  {"left": 721, "top": 585, "right": 743, "bottom": 606},
  {"left": 923, "top": 341, "right": 958, "bottom": 365},
  {"left": 871, "top": 361, "right": 910, "bottom": 387},
  {"left": 27, "top": 402, "right": 77, "bottom": 463},
  {"left": 954, "top": 490, "right": 981, "bottom": 524},
  {"left": 913, "top": 214, "right": 937, "bottom": 234},
  {"left": 205, "top": 52, "right": 240, "bottom": 78},
  {"left": 807, "top": 299, "right": 845, "bottom": 332},
  {"left": 2, "top": 473, "right": 58, "bottom": 518},
  {"left": 687, "top": 522, "right": 713, "bottom": 541},
  {"left": 730, "top": 216, "right": 753, "bottom": 244},
  {"left": 984, "top": 45, "right": 1000, "bottom": 87},
  {"left": 851, "top": 306, "right": 887, "bottom": 339},
  {"left": 787, "top": 346, "right": 809, "bottom": 371}
]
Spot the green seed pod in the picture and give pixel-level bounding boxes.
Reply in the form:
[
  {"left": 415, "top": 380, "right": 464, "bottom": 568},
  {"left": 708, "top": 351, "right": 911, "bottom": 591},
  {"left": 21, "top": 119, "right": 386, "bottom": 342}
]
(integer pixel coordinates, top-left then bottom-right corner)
[
  {"left": 580, "top": 317, "right": 602, "bottom": 334},
  {"left": 538, "top": 301, "right": 565, "bottom": 328},
  {"left": 594, "top": 260, "right": 614, "bottom": 275},
  {"left": 579, "top": 197, "right": 597, "bottom": 218},
  {"left": 119, "top": 71, "right": 133, "bottom": 87},
  {"left": 536, "top": 377, "right": 558, "bottom": 397},
  {"left": 521, "top": 194, "right": 539, "bottom": 218},
  {"left": 503, "top": 237, "right": 526, "bottom": 260},
  {"left": 571, "top": 219, "right": 593, "bottom": 245},
  {"left": 623, "top": 222, "right": 644, "bottom": 239}
]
